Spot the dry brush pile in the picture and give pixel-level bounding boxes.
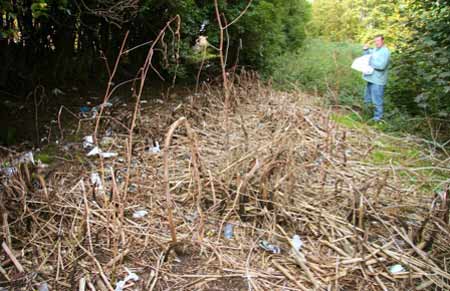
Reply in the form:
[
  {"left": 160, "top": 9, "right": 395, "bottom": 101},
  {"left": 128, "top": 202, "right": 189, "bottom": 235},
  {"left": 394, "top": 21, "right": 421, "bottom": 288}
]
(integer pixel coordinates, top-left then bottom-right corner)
[{"left": 1, "top": 75, "right": 450, "bottom": 291}]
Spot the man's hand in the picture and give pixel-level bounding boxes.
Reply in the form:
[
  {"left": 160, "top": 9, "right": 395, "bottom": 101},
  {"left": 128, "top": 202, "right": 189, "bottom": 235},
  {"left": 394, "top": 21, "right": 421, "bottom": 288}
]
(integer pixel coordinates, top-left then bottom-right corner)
[{"left": 363, "top": 39, "right": 373, "bottom": 50}]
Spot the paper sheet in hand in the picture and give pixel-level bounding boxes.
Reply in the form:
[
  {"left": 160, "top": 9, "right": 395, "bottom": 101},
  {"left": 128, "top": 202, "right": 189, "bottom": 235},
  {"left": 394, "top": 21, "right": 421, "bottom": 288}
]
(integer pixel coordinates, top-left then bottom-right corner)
[{"left": 351, "top": 55, "right": 374, "bottom": 75}]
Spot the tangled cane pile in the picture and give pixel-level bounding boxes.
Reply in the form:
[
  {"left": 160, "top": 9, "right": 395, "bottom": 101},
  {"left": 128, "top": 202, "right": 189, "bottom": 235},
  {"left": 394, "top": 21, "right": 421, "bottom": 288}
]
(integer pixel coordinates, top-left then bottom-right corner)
[{"left": 1, "top": 76, "right": 450, "bottom": 290}]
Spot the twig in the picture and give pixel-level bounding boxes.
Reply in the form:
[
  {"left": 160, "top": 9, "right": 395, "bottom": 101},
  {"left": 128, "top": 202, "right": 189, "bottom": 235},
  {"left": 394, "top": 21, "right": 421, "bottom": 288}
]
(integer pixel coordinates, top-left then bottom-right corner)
[
  {"left": 93, "top": 31, "right": 129, "bottom": 143},
  {"left": 2, "top": 241, "right": 24, "bottom": 273}
]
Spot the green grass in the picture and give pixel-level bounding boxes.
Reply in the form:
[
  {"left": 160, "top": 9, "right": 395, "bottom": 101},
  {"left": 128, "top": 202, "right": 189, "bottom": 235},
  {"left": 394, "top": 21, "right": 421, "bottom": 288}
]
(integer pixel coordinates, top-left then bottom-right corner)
[
  {"left": 332, "top": 110, "right": 448, "bottom": 194},
  {"left": 36, "top": 144, "right": 59, "bottom": 164},
  {"left": 271, "top": 38, "right": 365, "bottom": 106},
  {"left": 331, "top": 112, "right": 427, "bottom": 165},
  {"left": 331, "top": 113, "right": 365, "bottom": 129},
  {"left": 332, "top": 112, "right": 425, "bottom": 166}
]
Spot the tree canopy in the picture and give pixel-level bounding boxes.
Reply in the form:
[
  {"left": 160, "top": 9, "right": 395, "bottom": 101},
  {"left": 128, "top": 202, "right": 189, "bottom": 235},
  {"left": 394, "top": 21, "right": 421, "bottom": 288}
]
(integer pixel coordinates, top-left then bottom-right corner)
[
  {"left": 308, "top": 0, "right": 411, "bottom": 44},
  {"left": 389, "top": 0, "right": 450, "bottom": 117},
  {"left": 0, "top": 0, "right": 311, "bottom": 93}
]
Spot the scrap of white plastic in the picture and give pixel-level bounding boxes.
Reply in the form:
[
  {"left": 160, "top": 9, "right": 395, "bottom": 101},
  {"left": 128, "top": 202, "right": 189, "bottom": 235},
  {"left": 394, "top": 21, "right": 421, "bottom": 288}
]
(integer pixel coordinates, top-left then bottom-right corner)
[
  {"left": 38, "top": 282, "right": 49, "bottom": 291},
  {"left": 132, "top": 210, "right": 148, "bottom": 219},
  {"left": 1, "top": 167, "right": 18, "bottom": 177},
  {"left": 193, "top": 35, "right": 209, "bottom": 52},
  {"left": 99, "top": 152, "right": 118, "bottom": 158},
  {"left": 259, "top": 240, "right": 280, "bottom": 254},
  {"left": 351, "top": 55, "right": 374, "bottom": 75},
  {"left": 16, "top": 151, "right": 35, "bottom": 165},
  {"left": 114, "top": 268, "right": 139, "bottom": 291},
  {"left": 389, "top": 264, "right": 405, "bottom": 274},
  {"left": 292, "top": 235, "right": 303, "bottom": 251},
  {"left": 83, "top": 135, "right": 94, "bottom": 149},
  {"left": 52, "top": 88, "right": 65, "bottom": 96},
  {"left": 199, "top": 19, "right": 209, "bottom": 32},
  {"left": 83, "top": 135, "right": 94, "bottom": 144},
  {"left": 37, "top": 161, "right": 49, "bottom": 169},
  {"left": 148, "top": 142, "right": 160, "bottom": 154},
  {"left": 90, "top": 172, "right": 103, "bottom": 190},
  {"left": 87, "top": 146, "right": 102, "bottom": 156}
]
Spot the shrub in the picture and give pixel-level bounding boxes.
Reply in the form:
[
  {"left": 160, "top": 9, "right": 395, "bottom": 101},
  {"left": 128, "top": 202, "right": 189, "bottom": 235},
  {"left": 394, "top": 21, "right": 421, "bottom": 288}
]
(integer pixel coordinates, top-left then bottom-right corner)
[{"left": 271, "top": 39, "right": 365, "bottom": 106}]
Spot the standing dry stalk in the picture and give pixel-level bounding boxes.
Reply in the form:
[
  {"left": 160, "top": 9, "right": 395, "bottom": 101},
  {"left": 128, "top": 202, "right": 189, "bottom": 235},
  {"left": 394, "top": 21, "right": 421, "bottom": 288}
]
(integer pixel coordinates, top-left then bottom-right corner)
[
  {"left": 195, "top": 41, "right": 208, "bottom": 94},
  {"left": 2, "top": 212, "right": 11, "bottom": 247},
  {"left": 259, "top": 160, "right": 285, "bottom": 208},
  {"left": 374, "top": 171, "right": 389, "bottom": 206},
  {"left": 163, "top": 117, "right": 203, "bottom": 243},
  {"left": 358, "top": 191, "right": 365, "bottom": 230},
  {"left": 332, "top": 50, "right": 340, "bottom": 105},
  {"left": 213, "top": 0, "right": 230, "bottom": 135},
  {"left": 93, "top": 31, "right": 129, "bottom": 144},
  {"left": 124, "top": 16, "right": 181, "bottom": 202},
  {"left": 81, "top": 181, "right": 94, "bottom": 254},
  {"left": 32, "top": 86, "right": 45, "bottom": 146},
  {"left": 213, "top": 0, "right": 253, "bottom": 137}
]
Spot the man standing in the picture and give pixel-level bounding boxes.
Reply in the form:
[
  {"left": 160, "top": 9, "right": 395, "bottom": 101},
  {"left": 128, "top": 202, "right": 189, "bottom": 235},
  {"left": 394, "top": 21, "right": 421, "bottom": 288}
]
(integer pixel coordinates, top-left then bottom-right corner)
[{"left": 362, "top": 35, "right": 390, "bottom": 121}]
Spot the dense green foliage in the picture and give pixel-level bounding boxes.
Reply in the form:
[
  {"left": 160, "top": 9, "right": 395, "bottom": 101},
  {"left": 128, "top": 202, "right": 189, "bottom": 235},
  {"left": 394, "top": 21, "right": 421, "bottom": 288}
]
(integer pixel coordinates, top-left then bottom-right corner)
[
  {"left": 308, "top": 0, "right": 411, "bottom": 44},
  {"left": 239, "top": 0, "right": 310, "bottom": 70},
  {"left": 271, "top": 39, "right": 364, "bottom": 105},
  {"left": 388, "top": 0, "right": 450, "bottom": 118},
  {"left": 0, "top": 0, "right": 310, "bottom": 93}
]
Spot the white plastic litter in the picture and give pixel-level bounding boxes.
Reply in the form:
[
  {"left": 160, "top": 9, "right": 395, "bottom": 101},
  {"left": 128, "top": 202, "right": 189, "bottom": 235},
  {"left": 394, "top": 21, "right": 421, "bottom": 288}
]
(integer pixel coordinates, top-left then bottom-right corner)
[
  {"left": 292, "top": 235, "right": 303, "bottom": 251},
  {"left": 114, "top": 268, "right": 139, "bottom": 291},
  {"left": 351, "top": 55, "right": 374, "bottom": 75},
  {"left": 91, "top": 102, "right": 113, "bottom": 113},
  {"left": 99, "top": 152, "right": 118, "bottom": 158},
  {"left": 128, "top": 183, "right": 138, "bottom": 193},
  {"left": 105, "top": 127, "right": 113, "bottom": 137},
  {"left": 83, "top": 135, "right": 94, "bottom": 149},
  {"left": 132, "top": 210, "right": 148, "bottom": 219},
  {"left": 199, "top": 19, "right": 209, "bottom": 32},
  {"left": 259, "top": 240, "right": 281, "bottom": 254},
  {"left": 389, "top": 264, "right": 405, "bottom": 274},
  {"left": 147, "top": 141, "right": 160, "bottom": 153},
  {"left": 90, "top": 172, "right": 103, "bottom": 190},
  {"left": 1, "top": 167, "right": 17, "bottom": 177},
  {"left": 52, "top": 88, "right": 65, "bottom": 96},
  {"left": 37, "top": 161, "right": 49, "bottom": 169},
  {"left": 224, "top": 223, "right": 234, "bottom": 239},
  {"left": 87, "top": 146, "right": 102, "bottom": 156},
  {"left": 15, "top": 151, "right": 35, "bottom": 165},
  {"left": 38, "top": 282, "right": 49, "bottom": 291},
  {"left": 193, "top": 35, "right": 209, "bottom": 52}
]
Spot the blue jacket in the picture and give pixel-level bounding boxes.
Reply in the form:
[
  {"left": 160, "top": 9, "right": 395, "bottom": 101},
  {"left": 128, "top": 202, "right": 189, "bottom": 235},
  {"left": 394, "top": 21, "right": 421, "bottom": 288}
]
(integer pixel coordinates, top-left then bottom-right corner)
[{"left": 363, "top": 46, "right": 390, "bottom": 86}]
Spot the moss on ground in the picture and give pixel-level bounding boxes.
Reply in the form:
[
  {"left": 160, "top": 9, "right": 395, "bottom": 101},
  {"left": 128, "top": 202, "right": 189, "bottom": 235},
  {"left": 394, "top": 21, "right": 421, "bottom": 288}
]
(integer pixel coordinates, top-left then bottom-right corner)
[
  {"left": 36, "top": 144, "right": 59, "bottom": 164},
  {"left": 334, "top": 112, "right": 449, "bottom": 193}
]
